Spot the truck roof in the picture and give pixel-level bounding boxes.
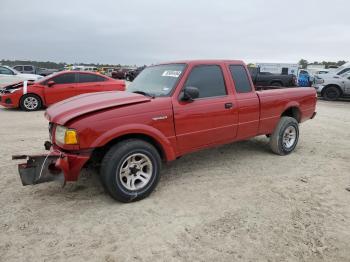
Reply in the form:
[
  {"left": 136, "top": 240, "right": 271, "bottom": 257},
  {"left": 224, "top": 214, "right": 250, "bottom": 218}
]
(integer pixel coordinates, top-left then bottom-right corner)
[{"left": 157, "top": 60, "right": 245, "bottom": 66}]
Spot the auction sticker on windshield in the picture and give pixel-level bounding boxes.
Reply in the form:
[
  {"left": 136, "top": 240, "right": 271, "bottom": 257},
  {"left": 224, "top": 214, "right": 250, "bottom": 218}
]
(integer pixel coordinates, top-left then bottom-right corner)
[{"left": 162, "top": 70, "right": 182, "bottom": 77}]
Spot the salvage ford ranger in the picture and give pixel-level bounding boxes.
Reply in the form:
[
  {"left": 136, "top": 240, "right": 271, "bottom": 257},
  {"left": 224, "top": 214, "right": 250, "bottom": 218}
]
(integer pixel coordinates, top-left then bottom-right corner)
[{"left": 13, "top": 60, "right": 317, "bottom": 202}]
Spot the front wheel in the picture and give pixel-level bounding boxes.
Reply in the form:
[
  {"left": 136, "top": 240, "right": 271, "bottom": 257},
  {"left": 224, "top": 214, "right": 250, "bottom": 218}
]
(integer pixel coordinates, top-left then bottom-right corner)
[
  {"left": 323, "top": 86, "right": 340, "bottom": 101},
  {"left": 269, "top": 117, "right": 299, "bottom": 155},
  {"left": 20, "top": 94, "right": 42, "bottom": 111},
  {"left": 100, "top": 139, "right": 161, "bottom": 202}
]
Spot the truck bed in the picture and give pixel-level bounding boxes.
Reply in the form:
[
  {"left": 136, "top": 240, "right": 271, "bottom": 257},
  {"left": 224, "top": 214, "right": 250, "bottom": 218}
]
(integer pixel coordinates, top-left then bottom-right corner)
[{"left": 255, "top": 87, "right": 317, "bottom": 135}]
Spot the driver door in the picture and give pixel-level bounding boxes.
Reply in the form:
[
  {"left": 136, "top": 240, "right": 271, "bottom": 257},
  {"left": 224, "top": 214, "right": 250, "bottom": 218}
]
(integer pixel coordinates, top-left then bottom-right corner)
[
  {"left": 44, "top": 72, "right": 77, "bottom": 105},
  {"left": 173, "top": 64, "right": 238, "bottom": 153}
]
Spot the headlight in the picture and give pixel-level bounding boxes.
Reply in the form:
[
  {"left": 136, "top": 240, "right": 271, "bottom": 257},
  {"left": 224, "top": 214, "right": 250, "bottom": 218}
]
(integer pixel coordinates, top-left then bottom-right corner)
[{"left": 55, "top": 125, "right": 78, "bottom": 145}]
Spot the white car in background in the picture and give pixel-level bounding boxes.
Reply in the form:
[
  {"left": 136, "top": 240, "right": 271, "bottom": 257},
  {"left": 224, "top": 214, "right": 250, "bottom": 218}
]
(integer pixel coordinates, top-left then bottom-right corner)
[
  {"left": 314, "top": 62, "right": 350, "bottom": 85},
  {"left": 313, "top": 72, "right": 350, "bottom": 101},
  {"left": 0, "top": 65, "right": 43, "bottom": 87}
]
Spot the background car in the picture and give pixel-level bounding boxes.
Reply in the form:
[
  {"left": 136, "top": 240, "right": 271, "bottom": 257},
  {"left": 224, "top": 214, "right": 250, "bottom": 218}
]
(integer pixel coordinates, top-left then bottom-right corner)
[
  {"left": 13, "top": 65, "right": 58, "bottom": 76},
  {"left": 313, "top": 72, "right": 350, "bottom": 100},
  {"left": 0, "top": 65, "right": 43, "bottom": 87},
  {"left": 298, "top": 70, "right": 313, "bottom": 87},
  {"left": 125, "top": 66, "right": 146, "bottom": 81},
  {"left": 0, "top": 71, "right": 125, "bottom": 111},
  {"left": 111, "top": 68, "right": 131, "bottom": 79}
]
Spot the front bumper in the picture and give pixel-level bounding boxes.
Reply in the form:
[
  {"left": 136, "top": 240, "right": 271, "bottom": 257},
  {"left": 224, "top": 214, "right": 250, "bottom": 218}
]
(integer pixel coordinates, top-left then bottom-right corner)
[
  {"left": 13, "top": 146, "right": 91, "bottom": 186},
  {"left": 0, "top": 92, "right": 20, "bottom": 108},
  {"left": 312, "top": 84, "right": 324, "bottom": 93}
]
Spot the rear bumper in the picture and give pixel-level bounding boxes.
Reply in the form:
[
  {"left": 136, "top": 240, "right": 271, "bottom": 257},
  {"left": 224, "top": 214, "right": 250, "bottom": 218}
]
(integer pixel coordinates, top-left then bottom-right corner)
[
  {"left": 13, "top": 148, "right": 91, "bottom": 186},
  {"left": 311, "top": 111, "right": 317, "bottom": 119}
]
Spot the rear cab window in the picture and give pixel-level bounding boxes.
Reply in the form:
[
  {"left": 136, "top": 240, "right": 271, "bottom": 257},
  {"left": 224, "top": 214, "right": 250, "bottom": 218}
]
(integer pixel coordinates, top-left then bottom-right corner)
[
  {"left": 229, "top": 65, "right": 252, "bottom": 93},
  {"left": 184, "top": 65, "right": 227, "bottom": 98}
]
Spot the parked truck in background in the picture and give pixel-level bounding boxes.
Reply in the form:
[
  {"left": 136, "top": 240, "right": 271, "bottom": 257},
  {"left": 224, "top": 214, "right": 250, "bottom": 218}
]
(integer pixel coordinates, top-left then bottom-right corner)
[
  {"left": 14, "top": 60, "right": 317, "bottom": 203},
  {"left": 248, "top": 67, "right": 297, "bottom": 87}
]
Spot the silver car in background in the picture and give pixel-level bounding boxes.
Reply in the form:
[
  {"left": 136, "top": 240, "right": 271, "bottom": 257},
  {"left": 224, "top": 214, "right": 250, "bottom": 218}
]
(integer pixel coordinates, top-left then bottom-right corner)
[{"left": 313, "top": 71, "right": 350, "bottom": 101}]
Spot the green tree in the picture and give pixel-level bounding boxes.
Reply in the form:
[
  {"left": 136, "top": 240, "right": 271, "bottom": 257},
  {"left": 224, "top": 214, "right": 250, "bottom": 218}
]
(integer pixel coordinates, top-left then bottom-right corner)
[{"left": 298, "top": 59, "right": 308, "bottom": 69}]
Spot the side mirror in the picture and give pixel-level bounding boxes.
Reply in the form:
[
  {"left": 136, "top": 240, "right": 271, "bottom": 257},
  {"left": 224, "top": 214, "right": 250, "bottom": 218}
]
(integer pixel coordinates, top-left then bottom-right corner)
[
  {"left": 47, "top": 80, "right": 55, "bottom": 87},
  {"left": 181, "top": 86, "right": 199, "bottom": 101}
]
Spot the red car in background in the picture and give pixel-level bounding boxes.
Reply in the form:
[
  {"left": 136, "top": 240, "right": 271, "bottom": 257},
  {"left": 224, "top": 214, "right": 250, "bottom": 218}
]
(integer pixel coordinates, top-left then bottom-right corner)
[{"left": 0, "top": 71, "right": 125, "bottom": 111}]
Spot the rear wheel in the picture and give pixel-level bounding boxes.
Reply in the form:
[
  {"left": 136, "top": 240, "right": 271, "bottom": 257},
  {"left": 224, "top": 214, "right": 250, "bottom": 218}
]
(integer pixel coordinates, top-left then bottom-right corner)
[
  {"left": 100, "top": 139, "right": 161, "bottom": 202},
  {"left": 271, "top": 82, "right": 283, "bottom": 87},
  {"left": 269, "top": 117, "right": 299, "bottom": 155},
  {"left": 323, "top": 86, "right": 341, "bottom": 101},
  {"left": 20, "top": 94, "right": 42, "bottom": 111}
]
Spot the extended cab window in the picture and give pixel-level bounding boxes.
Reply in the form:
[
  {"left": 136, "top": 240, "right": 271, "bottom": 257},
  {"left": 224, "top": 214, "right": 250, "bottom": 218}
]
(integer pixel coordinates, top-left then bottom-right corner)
[
  {"left": 229, "top": 65, "right": 252, "bottom": 93},
  {"left": 51, "top": 73, "right": 75, "bottom": 84},
  {"left": 184, "top": 65, "right": 226, "bottom": 98},
  {"left": 78, "top": 73, "right": 106, "bottom": 83}
]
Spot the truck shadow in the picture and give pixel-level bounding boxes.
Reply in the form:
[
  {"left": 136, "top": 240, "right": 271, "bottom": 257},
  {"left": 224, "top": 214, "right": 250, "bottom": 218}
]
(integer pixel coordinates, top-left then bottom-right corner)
[
  {"left": 32, "top": 136, "right": 272, "bottom": 204},
  {"left": 318, "top": 97, "right": 350, "bottom": 103},
  {"left": 0, "top": 107, "right": 46, "bottom": 112}
]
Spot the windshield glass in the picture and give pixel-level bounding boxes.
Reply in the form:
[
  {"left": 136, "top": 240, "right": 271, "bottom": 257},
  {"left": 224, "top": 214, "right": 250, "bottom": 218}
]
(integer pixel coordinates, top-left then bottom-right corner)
[
  {"left": 127, "top": 64, "right": 186, "bottom": 97},
  {"left": 4, "top": 66, "right": 20, "bottom": 75}
]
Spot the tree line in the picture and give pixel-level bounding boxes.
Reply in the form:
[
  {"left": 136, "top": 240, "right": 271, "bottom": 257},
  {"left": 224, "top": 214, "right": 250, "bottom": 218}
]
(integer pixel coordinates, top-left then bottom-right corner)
[
  {"left": 298, "top": 59, "right": 347, "bottom": 69},
  {"left": 0, "top": 59, "right": 125, "bottom": 69}
]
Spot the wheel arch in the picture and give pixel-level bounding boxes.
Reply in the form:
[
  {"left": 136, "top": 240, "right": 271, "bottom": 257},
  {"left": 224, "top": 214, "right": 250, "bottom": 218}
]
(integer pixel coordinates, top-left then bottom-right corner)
[
  {"left": 19, "top": 92, "right": 44, "bottom": 109},
  {"left": 270, "top": 80, "right": 283, "bottom": 86},
  {"left": 281, "top": 106, "right": 301, "bottom": 123},
  {"left": 90, "top": 125, "right": 177, "bottom": 164}
]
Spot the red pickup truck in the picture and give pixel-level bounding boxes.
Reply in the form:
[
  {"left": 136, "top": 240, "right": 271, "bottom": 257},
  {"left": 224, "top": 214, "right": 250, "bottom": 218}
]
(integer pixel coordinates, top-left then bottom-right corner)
[{"left": 14, "top": 60, "right": 317, "bottom": 202}]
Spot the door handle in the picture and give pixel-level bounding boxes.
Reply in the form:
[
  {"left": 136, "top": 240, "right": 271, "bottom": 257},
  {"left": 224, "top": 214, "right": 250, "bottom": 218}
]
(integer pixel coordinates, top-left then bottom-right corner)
[{"left": 225, "top": 102, "right": 233, "bottom": 109}]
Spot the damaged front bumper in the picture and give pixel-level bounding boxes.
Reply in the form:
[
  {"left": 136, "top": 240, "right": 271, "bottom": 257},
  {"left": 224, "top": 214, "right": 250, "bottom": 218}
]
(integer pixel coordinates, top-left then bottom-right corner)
[{"left": 12, "top": 146, "right": 91, "bottom": 186}]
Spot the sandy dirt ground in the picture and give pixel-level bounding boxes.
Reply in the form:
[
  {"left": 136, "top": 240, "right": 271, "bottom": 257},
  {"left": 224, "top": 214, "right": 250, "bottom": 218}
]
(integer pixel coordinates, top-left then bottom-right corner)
[{"left": 0, "top": 99, "right": 350, "bottom": 262}]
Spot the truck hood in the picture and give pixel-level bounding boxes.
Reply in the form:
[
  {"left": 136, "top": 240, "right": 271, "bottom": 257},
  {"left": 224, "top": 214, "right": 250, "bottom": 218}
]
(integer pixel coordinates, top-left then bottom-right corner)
[{"left": 46, "top": 91, "right": 151, "bottom": 125}]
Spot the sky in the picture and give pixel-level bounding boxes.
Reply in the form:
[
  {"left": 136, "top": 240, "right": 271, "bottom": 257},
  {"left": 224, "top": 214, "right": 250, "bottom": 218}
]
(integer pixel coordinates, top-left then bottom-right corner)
[{"left": 0, "top": 0, "right": 349, "bottom": 65}]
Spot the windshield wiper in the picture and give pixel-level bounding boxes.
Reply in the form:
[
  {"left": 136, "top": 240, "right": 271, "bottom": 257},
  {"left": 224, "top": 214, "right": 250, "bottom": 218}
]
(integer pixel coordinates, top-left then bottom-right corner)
[{"left": 132, "top": 91, "right": 155, "bottom": 98}]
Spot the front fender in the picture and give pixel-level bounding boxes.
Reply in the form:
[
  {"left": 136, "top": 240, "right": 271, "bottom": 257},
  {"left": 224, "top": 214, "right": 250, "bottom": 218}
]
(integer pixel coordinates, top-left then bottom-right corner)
[{"left": 91, "top": 124, "right": 177, "bottom": 161}]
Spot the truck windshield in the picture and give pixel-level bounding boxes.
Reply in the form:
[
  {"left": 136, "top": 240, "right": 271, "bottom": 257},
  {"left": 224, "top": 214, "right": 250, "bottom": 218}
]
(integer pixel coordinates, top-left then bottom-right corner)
[{"left": 127, "top": 64, "right": 186, "bottom": 97}]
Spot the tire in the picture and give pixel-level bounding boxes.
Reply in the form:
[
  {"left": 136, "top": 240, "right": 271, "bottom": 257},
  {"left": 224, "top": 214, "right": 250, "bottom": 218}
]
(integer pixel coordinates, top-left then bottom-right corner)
[
  {"left": 20, "top": 94, "right": 42, "bottom": 111},
  {"left": 269, "top": 116, "right": 299, "bottom": 155},
  {"left": 100, "top": 139, "right": 161, "bottom": 202},
  {"left": 323, "top": 86, "right": 341, "bottom": 101},
  {"left": 271, "top": 82, "right": 283, "bottom": 87}
]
